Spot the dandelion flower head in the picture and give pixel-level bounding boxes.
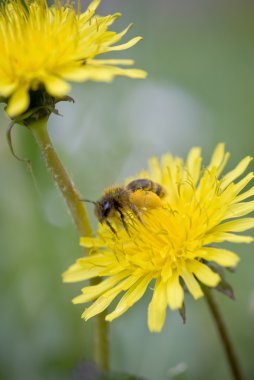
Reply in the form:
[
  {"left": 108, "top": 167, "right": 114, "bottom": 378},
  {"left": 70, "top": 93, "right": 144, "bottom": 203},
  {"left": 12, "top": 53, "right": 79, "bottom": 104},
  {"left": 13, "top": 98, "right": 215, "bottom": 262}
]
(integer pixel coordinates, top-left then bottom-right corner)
[
  {"left": 0, "top": 0, "right": 146, "bottom": 117},
  {"left": 63, "top": 144, "right": 254, "bottom": 332}
]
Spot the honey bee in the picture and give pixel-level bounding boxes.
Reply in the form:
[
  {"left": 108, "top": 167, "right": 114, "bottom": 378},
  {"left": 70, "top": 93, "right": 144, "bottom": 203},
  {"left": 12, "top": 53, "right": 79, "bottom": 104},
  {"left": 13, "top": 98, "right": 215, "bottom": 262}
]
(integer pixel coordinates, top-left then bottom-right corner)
[{"left": 83, "top": 179, "right": 166, "bottom": 235}]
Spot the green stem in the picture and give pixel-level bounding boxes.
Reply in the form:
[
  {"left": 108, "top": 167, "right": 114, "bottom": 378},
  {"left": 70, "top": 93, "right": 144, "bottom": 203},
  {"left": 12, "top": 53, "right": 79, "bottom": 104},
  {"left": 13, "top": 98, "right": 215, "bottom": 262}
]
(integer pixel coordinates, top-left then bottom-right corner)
[
  {"left": 92, "top": 278, "right": 109, "bottom": 371},
  {"left": 204, "top": 288, "right": 244, "bottom": 380},
  {"left": 30, "top": 118, "right": 92, "bottom": 237},
  {"left": 29, "top": 118, "right": 109, "bottom": 370}
]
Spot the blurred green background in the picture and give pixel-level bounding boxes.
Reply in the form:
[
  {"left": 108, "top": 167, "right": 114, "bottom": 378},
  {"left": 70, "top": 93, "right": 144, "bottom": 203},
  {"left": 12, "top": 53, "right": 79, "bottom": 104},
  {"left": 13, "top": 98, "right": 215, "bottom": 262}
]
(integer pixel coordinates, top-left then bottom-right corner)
[{"left": 1, "top": 1, "right": 254, "bottom": 379}]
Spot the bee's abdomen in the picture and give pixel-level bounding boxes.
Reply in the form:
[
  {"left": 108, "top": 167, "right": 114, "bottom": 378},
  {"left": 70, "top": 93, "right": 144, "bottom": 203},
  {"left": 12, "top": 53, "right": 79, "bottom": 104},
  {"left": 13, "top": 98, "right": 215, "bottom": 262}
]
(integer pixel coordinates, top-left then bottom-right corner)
[{"left": 127, "top": 179, "right": 165, "bottom": 198}]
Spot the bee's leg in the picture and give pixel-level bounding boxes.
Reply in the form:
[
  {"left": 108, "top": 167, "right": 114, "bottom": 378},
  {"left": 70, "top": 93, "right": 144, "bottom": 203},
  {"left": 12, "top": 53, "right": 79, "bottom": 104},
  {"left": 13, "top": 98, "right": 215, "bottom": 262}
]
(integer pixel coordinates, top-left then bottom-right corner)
[
  {"left": 106, "top": 220, "right": 117, "bottom": 235},
  {"left": 129, "top": 204, "right": 144, "bottom": 225},
  {"left": 117, "top": 209, "right": 131, "bottom": 236}
]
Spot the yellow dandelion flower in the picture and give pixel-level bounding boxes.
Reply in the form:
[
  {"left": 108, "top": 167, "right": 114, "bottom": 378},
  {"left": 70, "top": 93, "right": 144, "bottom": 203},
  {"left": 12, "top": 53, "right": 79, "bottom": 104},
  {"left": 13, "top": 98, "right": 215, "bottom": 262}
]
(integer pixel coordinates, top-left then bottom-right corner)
[
  {"left": 63, "top": 144, "right": 254, "bottom": 332},
  {"left": 0, "top": 0, "right": 146, "bottom": 117}
]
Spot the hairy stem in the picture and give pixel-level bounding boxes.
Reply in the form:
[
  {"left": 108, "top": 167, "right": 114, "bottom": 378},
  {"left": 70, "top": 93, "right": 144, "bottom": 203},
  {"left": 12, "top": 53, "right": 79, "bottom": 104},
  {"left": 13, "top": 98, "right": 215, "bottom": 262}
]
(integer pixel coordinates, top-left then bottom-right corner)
[
  {"left": 204, "top": 288, "right": 244, "bottom": 380},
  {"left": 30, "top": 118, "right": 92, "bottom": 237},
  {"left": 29, "top": 118, "right": 109, "bottom": 370}
]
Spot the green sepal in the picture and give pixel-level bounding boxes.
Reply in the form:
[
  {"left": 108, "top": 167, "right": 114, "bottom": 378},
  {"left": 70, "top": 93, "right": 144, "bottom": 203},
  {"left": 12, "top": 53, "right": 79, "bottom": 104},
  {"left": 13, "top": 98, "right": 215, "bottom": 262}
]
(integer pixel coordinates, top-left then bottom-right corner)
[
  {"left": 178, "top": 302, "right": 186, "bottom": 324},
  {"left": 205, "top": 261, "right": 235, "bottom": 300},
  {"left": 215, "top": 279, "right": 235, "bottom": 300}
]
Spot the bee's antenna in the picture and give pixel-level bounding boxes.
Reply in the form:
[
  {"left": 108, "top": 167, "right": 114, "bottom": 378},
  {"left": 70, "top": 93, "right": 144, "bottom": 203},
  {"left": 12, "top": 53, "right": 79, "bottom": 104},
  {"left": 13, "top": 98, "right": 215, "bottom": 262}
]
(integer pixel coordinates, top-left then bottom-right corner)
[{"left": 80, "top": 198, "right": 97, "bottom": 205}]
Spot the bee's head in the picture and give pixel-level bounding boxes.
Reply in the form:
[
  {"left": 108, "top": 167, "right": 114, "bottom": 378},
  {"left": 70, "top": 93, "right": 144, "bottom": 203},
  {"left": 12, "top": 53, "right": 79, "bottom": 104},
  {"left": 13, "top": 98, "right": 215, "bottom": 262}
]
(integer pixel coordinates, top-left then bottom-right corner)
[
  {"left": 94, "top": 199, "right": 113, "bottom": 223},
  {"left": 80, "top": 196, "right": 114, "bottom": 224}
]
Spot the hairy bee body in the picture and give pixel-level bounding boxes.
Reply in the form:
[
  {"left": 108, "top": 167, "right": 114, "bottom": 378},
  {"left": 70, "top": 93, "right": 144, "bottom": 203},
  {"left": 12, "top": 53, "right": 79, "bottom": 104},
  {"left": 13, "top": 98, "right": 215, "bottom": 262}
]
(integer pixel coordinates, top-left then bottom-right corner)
[
  {"left": 127, "top": 179, "right": 166, "bottom": 198},
  {"left": 94, "top": 179, "right": 166, "bottom": 234}
]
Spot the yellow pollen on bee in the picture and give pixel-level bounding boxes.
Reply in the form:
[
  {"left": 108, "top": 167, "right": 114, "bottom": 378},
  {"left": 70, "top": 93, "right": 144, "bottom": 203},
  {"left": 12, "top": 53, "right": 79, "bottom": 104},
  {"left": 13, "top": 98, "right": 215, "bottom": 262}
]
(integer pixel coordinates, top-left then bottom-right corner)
[{"left": 129, "top": 190, "right": 163, "bottom": 209}]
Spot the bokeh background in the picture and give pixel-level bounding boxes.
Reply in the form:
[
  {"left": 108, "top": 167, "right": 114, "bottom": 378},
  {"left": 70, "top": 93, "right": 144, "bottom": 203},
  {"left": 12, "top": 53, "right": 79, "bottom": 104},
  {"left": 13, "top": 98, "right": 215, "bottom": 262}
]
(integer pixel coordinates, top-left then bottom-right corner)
[{"left": 1, "top": 0, "right": 254, "bottom": 379}]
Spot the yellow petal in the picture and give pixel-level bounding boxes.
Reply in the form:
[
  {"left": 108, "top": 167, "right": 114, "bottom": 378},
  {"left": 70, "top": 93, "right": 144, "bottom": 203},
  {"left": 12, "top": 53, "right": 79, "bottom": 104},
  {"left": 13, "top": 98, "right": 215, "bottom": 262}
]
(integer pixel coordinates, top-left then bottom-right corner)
[
  {"left": 62, "top": 263, "right": 102, "bottom": 282},
  {"left": 187, "top": 261, "right": 220, "bottom": 287},
  {"left": 63, "top": 253, "right": 114, "bottom": 282},
  {"left": 0, "top": 82, "right": 17, "bottom": 97},
  {"left": 186, "top": 147, "right": 202, "bottom": 185},
  {"left": 108, "top": 36, "right": 143, "bottom": 51},
  {"left": 226, "top": 201, "right": 254, "bottom": 219},
  {"left": 166, "top": 275, "right": 184, "bottom": 310},
  {"left": 79, "top": 67, "right": 113, "bottom": 82},
  {"left": 148, "top": 279, "right": 167, "bottom": 333},
  {"left": 6, "top": 85, "right": 29, "bottom": 117},
  {"left": 57, "top": 66, "right": 89, "bottom": 81},
  {"left": 76, "top": 254, "right": 111, "bottom": 267},
  {"left": 85, "top": 0, "right": 101, "bottom": 15},
  {"left": 106, "top": 274, "right": 152, "bottom": 321},
  {"left": 230, "top": 173, "right": 254, "bottom": 199},
  {"left": 115, "top": 68, "right": 147, "bottom": 79},
  {"left": 209, "top": 143, "right": 226, "bottom": 170},
  {"left": 234, "top": 186, "right": 254, "bottom": 203},
  {"left": 87, "top": 59, "right": 135, "bottom": 66},
  {"left": 43, "top": 75, "right": 70, "bottom": 97},
  {"left": 181, "top": 268, "right": 203, "bottom": 299},
  {"left": 73, "top": 272, "right": 128, "bottom": 304},
  {"left": 161, "top": 154, "right": 179, "bottom": 203},
  {"left": 88, "top": 14, "right": 120, "bottom": 36},
  {"left": 82, "top": 293, "right": 118, "bottom": 321},
  {"left": 107, "top": 24, "right": 133, "bottom": 44},
  {"left": 221, "top": 156, "right": 253, "bottom": 190},
  {"left": 222, "top": 234, "right": 254, "bottom": 243},
  {"left": 79, "top": 0, "right": 101, "bottom": 24},
  {"left": 217, "top": 152, "right": 231, "bottom": 176},
  {"left": 149, "top": 156, "right": 162, "bottom": 183},
  {"left": 212, "top": 218, "right": 254, "bottom": 233},
  {"left": 208, "top": 143, "right": 230, "bottom": 176},
  {"left": 82, "top": 275, "right": 138, "bottom": 320},
  {"left": 80, "top": 237, "right": 105, "bottom": 248},
  {"left": 198, "top": 248, "right": 240, "bottom": 267},
  {"left": 206, "top": 232, "right": 254, "bottom": 244},
  {"left": 63, "top": 65, "right": 147, "bottom": 82}
]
